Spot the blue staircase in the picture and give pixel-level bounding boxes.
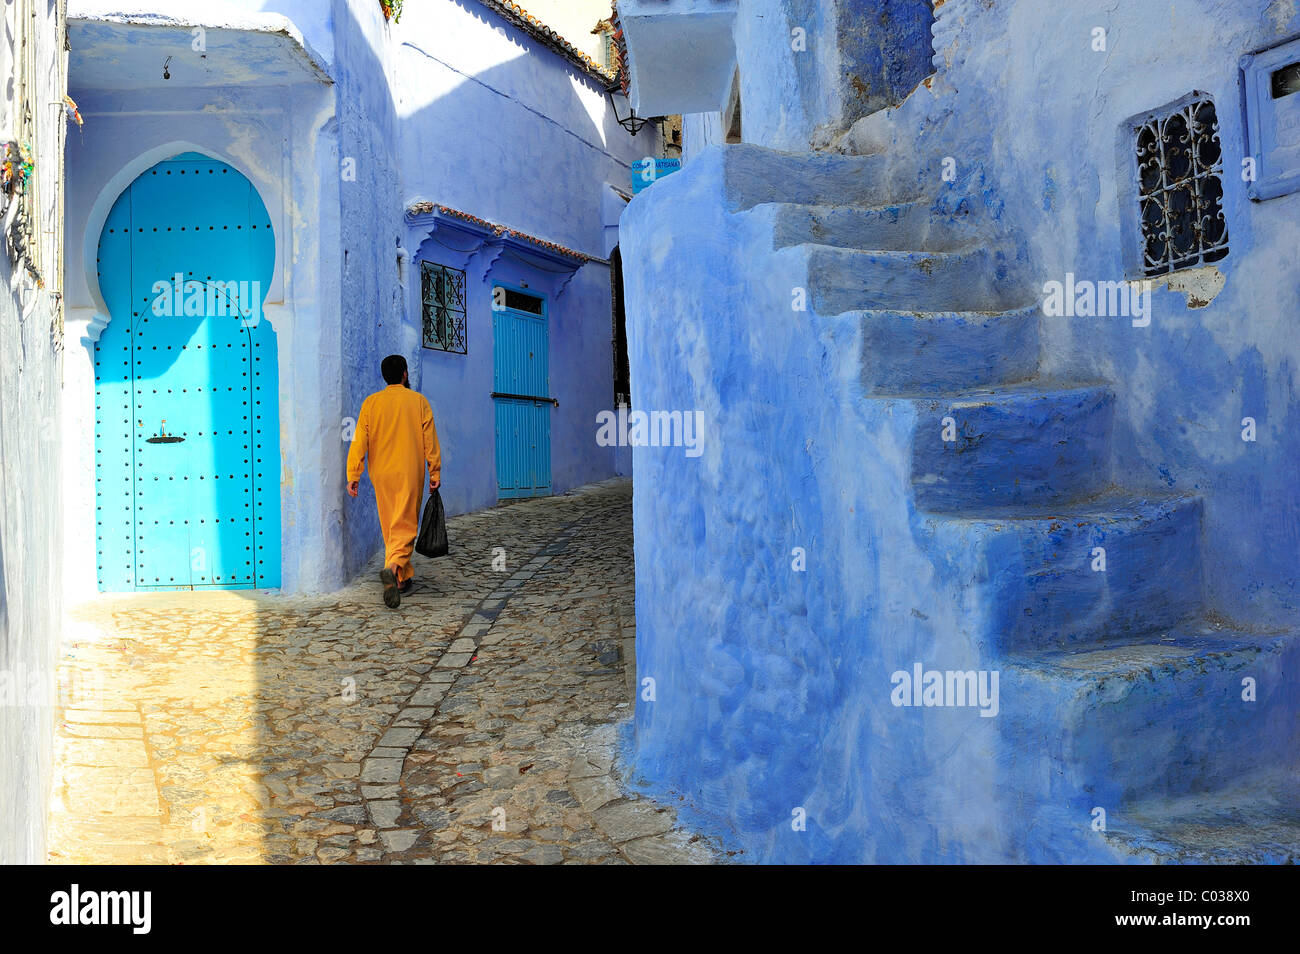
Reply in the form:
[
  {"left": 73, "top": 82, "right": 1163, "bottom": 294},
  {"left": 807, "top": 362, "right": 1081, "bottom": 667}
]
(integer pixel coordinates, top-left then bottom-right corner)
[{"left": 730, "top": 141, "right": 1300, "bottom": 862}]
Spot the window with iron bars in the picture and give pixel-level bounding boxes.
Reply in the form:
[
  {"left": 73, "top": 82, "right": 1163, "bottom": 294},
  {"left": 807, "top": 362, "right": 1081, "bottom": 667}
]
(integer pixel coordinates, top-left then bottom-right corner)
[
  {"left": 421, "top": 261, "right": 467, "bottom": 354},
  {"left": 1134, "top": 95, "right": 1229, "bottom": 277}
]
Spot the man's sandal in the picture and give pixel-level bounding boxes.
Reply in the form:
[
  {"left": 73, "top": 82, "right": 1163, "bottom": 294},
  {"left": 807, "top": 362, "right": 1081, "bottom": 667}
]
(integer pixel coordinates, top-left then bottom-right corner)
[{"left": 380, "top": 566, "right": 400, "bottom": 608}]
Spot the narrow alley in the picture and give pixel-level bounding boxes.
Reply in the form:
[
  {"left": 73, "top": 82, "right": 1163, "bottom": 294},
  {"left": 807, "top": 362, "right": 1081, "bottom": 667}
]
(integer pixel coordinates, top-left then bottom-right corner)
[{"left": 46, "top": 480, "right": 716, "bottom": 864}]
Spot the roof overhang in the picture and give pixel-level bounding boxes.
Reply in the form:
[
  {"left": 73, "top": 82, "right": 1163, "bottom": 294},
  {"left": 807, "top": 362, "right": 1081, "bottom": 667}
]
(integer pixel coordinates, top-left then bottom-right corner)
[
  {"left": 68, "top": 5, "right": 333, "bottom": 91},
  {"left": 406, "top": 204, "right": 589, "bottom": 297}
]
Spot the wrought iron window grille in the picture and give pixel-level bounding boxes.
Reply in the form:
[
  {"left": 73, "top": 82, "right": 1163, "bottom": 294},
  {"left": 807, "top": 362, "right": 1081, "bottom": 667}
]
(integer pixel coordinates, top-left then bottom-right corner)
[
  {"left": 420, "top": 261, "right": 467, "bottom": 354},
  {"left": 1134, "top": 95, "right": 1229, "bottom": 277}
]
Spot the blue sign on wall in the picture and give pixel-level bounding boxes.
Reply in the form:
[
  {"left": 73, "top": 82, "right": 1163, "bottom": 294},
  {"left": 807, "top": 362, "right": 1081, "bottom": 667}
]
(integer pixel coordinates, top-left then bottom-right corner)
[{"left": 630, "top": 157, "right": 681, "bottom": 194}]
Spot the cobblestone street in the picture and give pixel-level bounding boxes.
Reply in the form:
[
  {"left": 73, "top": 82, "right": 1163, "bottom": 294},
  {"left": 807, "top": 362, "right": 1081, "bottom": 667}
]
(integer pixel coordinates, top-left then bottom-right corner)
[{"left": 46, "top": 479, "right": 716, "bottom": 864}]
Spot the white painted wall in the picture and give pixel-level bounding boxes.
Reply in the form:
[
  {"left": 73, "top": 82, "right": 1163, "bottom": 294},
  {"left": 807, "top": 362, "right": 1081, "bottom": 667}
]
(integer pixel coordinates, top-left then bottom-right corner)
[
  {"left": 0, "top": 0, "right": 67, "bottom": 865},
  {"left": 62, "top": 16, "right": 340, "bottom": 597}
]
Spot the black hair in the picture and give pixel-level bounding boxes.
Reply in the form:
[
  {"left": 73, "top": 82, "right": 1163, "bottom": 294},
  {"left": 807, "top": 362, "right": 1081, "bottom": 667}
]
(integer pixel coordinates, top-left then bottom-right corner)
[{"left": 381, "top": 354, "right": 407, "bottom": 385}]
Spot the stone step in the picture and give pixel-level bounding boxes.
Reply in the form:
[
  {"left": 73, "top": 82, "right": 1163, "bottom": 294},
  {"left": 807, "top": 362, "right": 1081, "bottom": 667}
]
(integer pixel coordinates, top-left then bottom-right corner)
[
  {"left": 1004, "top": 625, "right": 1300, "bottom": 807},
  {"left": 855, "top": 305, "right": 1040, "bottom": 394},
  {"left": 806, "top": 244, "right": 1023, "bottom": 314},
  {"left": 905, "top": 382, "right": 1113, "bottom": 510},
  {"left": 1100, "top": 768, "right": 1300, "bottom": 863},
  {"left": 721, "top": 143, "right": 915, "bottom": 211},
  {"left": 768, "top": 200, "right": 975, "bottom": 252},
  {"left": 927, "top": 492, "right": 1204, "bottom": 653}
]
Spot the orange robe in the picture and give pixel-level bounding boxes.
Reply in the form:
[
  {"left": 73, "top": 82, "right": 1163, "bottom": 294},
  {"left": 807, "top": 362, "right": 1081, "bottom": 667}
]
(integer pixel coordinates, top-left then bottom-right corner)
[{"left": 347, "top": 384, "right": 442, "bottom": 584}]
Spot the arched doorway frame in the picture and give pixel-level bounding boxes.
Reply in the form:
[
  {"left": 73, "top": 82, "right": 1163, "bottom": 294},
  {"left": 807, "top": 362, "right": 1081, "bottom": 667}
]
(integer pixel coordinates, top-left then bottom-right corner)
[{"left": 91, "top": 150, "right": 281, "bottom": 590}]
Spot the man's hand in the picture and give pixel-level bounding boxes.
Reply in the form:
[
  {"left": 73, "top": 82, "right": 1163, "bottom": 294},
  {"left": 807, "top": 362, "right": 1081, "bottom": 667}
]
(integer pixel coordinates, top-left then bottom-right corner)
[
  {"left": 429, "top": 476, "right": 440, "bottom": 492},
  {"left": 347, "top": 480, "right": 360, "bottom": 498}
]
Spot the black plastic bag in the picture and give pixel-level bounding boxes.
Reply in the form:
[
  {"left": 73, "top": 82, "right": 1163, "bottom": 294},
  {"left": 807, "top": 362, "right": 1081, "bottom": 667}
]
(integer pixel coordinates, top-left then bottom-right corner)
[{"left": 415, "top": 488, "right": 449, "bottom": 558}]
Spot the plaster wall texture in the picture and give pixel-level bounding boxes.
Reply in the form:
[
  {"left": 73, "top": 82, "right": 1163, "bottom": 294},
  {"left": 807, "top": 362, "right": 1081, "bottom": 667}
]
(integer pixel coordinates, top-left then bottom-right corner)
[
  {"left": 619, "top": 0, "right": 1300, "bottom": 862},
  {"left": 682, "top": 110, "right": 725, "bottom": 162},
  {"left": 734, "top": 0, "right": 934, "bottom": 151},
  {"left": 262, "top": 0, "right": 337, "bottom": 63},
  {"left": 621, "top": 148, "right": 1028, "bottom": 862},
  {"left": 333, "top": 0, "right": 407, "bottom": 586},
  {"left": 0, "top": 0, "right": 66, "bottom": 864},
  {"left": 67, "top": 1, "right": 336, "bottom": 82},
  {"left": 677, "top": 0, "right": 935, "bottom": 161}
]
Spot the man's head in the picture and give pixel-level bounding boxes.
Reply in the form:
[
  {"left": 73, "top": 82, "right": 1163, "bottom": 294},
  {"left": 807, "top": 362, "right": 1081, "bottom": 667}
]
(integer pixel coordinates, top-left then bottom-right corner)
[{"left": 381, "top": 354, "right": 408, "bottom": 387}]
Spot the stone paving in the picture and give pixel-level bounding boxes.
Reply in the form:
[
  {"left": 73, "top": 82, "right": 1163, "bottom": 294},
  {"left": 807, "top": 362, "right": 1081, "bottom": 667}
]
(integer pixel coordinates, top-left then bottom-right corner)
[{"left": 46, "top": 478, "right": 718, "bottom": 864}]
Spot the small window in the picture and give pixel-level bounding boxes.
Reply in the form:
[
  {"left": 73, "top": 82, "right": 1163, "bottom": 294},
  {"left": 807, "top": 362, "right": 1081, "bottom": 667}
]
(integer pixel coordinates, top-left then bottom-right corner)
[
  {"left": 421, "top": 262, "right": 467, "bottom": 354},
  {"left": 501, "top": 288, "right": 544, "bottom": 315},
  {"left": 1134, "top": 95, "right": 1229, "bottom": 277},
  {"left": 1273, "top": 62, "right": 1300, "bottom": 99}
]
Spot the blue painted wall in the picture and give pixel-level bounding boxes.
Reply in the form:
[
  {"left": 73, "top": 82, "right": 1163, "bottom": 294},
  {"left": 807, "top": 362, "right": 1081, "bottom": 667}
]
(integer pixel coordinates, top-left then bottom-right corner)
[
  {"left": 391, "top": 0, "right": 647, "bottom": 518},
  {"left": 621, "top": 148, "right": 1034, "bottom": 862},
  {"left": 0, "top": 258, "right": 62, "bottom": 865},
  {"left": 333, "top": 0, "right": 407, "bottom": 585},
  {"left": 834, "top": 0, "right": 935, "bottom": 129},
  {"left": 734, "top": 0, "right": 935, "bottom": 150},
  {"left": 621, "top": 0, "right": 1300, "bottom": 862}
]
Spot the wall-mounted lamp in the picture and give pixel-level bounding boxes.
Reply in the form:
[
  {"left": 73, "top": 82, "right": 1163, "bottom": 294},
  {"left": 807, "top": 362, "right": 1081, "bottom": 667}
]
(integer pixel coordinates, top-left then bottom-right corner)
[{"left": 607, "top": 90, "right": 650, "bottom": 136}]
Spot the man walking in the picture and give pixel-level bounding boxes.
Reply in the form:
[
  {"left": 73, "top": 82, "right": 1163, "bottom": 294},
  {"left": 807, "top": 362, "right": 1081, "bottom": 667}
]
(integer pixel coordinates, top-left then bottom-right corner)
[{"left": 347, "top": 355, "right": 441, "bottom": 608}]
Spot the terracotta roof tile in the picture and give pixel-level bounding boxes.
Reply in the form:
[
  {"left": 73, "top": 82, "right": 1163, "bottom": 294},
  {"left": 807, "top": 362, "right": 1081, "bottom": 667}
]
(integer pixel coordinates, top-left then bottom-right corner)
[
  {"left": 610, "top": 3, "right": 629, "bottom": 95},
  {"left": 408, "top": 202, "right": 595, "bottom": 262},
  {"left": 474, "top": 0, "right": 619, "bottom": 87}
]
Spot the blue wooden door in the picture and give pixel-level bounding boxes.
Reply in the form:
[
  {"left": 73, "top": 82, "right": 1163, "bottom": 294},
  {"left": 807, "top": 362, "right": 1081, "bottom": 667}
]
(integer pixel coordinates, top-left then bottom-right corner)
[
  {"left": 492, "top": 287, "right": 552, "bottom": 498},
  {"left": 94, "top": 153, "right": 279, "bottom": 590}
]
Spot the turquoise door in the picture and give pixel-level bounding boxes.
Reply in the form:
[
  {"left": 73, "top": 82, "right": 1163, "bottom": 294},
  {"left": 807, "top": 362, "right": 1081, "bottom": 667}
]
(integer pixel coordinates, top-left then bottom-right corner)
[
  {"left": 94, "top": 153, "right": 279, "bottom": 590},
  {"left": 492, "top": 286, "right": 552, "bottom": 498}
]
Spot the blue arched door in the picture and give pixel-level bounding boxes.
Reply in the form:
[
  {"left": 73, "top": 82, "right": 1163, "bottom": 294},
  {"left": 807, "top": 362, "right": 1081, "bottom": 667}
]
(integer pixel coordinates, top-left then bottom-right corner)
[{"left": 94, "top": 152, "right": 279, "bottom": 590}]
